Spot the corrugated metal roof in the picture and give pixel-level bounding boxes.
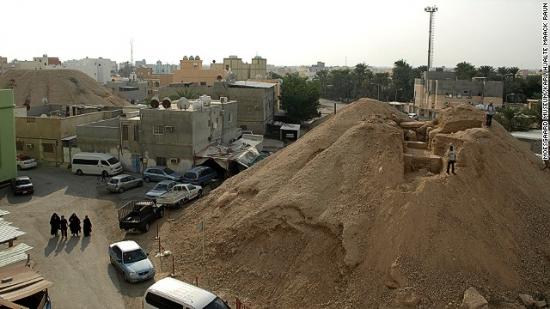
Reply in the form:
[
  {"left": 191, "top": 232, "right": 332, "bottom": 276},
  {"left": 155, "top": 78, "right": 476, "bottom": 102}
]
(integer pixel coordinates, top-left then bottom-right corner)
[
  {"left": 0, "top": 219, "right": 13, "bottom": 226},
  {"left": 229, "top": 81, "right": 277, "bottom": 89},
  {"left": 0, "top": 226, "right": 25, "bottom": 244},
  {"left": 0, "top": 243, "right": 32, "bottom": 268},
  {"left": 0, "top": 210, "right": 10, "bottom": 217}
]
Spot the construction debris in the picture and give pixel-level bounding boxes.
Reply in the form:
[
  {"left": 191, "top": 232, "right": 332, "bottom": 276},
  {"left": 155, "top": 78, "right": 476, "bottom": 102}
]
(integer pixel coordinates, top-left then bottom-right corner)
[{"left": 165, "top": 99, "right": 550, "bottom": 308}]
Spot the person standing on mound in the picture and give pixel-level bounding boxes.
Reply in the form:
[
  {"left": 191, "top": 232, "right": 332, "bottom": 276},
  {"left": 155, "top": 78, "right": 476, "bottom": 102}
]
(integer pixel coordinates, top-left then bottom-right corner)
[{"left": 446, "top": 145, "right": 457, "bottom": 175}]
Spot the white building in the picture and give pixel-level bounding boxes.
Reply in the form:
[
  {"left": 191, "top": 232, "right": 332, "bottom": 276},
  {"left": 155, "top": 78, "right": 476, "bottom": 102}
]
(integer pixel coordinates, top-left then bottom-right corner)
[
  {"left": 64, "top": 57, "right": 117, "bottom": 84},
  {"left": 13, "top": 54, "right": 63, "bottom": 70}
]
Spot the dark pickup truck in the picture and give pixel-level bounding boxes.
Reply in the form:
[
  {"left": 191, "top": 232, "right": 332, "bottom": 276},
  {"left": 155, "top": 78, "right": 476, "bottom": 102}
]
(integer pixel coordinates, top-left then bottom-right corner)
[{"left": 118, "top": 200, "right": 165, "bottom": 232}]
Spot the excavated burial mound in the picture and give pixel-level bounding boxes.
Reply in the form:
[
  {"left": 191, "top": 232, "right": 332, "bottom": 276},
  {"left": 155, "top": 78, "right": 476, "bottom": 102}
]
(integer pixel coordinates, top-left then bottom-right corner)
[
  {"left": 167, "top": 99, "right": 550, "bottom": 308},
  {"left": 0, "top": 69, "right": 127, "bottom": 106}
]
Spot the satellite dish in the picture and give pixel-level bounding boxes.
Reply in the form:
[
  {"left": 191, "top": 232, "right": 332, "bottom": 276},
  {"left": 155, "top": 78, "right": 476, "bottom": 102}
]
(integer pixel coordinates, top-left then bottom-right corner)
[
  {"left": 150, "top": 96, "right": 160, "bottom": 108},
  {"left": 161, "top": 97, "right": 172, "bottom": 109}
]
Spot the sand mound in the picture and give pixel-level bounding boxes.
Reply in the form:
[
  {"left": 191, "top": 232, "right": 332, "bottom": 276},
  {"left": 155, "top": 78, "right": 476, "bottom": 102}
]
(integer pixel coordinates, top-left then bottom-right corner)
[
  {"left": 166, "top": 99, "right": 550, "bottom": 308},
  {"left": 0, "top": 69, "right": 127, "bottom": 106}
]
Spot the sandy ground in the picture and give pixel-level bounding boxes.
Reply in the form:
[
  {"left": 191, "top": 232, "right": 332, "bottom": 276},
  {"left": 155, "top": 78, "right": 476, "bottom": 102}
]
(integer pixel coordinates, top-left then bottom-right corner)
[{"left": 0, "top": 167, "right": 172, "bottom": 309}]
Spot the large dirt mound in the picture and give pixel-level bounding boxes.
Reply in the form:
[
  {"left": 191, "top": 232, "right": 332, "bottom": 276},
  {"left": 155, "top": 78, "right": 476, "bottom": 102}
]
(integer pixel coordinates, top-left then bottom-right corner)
[
  {"left": 166, "top": 99, "right": 550, "bottom": 308},
  {"left": 0, "top": 69, "right": 127, "bottom": 106}
]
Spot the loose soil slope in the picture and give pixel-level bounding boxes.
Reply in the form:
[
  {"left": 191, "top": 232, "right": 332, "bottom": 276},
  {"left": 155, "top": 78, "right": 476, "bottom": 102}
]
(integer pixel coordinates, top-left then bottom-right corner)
[
  {"left": 167, "top": 99, "right": 550, "bottom": 308},
  {"left": 0, "top": 69, "right": 127, "bottom": 106}
]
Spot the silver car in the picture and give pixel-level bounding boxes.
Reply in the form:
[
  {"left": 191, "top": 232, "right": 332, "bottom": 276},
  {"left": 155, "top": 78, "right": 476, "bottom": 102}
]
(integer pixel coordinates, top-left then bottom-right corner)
[
  {"left": 107, "top": 174, "right": 143, "bottom": 193},
  {"left": 109, "top": 240, "right": 155, "bottom": 283}
]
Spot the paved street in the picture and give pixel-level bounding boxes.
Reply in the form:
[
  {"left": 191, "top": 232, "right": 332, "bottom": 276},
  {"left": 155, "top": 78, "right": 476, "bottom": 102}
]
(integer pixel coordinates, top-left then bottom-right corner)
[{"left": 0, "top": 167, "right": 165, "bottom": 309}]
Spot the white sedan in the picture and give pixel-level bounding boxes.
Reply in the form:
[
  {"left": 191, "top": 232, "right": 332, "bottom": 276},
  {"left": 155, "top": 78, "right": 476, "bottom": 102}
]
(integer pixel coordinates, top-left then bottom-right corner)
[{"left": 17, "top": 155, "right": 37, "bottom": 170}]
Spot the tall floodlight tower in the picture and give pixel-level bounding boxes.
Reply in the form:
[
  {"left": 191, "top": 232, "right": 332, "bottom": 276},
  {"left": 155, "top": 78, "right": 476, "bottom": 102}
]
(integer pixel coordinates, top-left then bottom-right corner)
[
  {"left": 130, "top": 39, "right": 134, "bottom": 66},
  {"left": 424, "top": 5, "right": 438, "bottom": 70}
]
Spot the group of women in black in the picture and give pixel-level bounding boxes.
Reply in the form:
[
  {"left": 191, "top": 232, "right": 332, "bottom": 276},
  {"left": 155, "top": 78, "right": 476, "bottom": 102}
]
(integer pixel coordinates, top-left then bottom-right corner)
[{"left": 50, "top": 213, "right": 92, "bottom": 238}]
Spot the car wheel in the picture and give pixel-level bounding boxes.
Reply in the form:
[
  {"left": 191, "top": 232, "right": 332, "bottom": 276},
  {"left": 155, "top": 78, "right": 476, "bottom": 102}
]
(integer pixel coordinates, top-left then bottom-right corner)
[
  {"left": 123, "top": 271, "right": 130, "bottom": 282},
  {"left": 198, "top": 189, "right": 203, "bottom": 197},
  {"left": 158, "top": 208, "right": 165, "bottom": 218},
  {"left": 143, "top": 223, "right": 150, "bottom": 232},
  {"left": 76, "top": 169, "right": 83, "bottom": 176},
  {"left": 138, "top": 181, "right": 143, "bottom": 187},
  {"left": 118, "top": 187, "right": 124, "bottom": 193},
  {"left": 144, "top": 177, "right": 150, "bottom": 183},
  {"left": 102, "top": 171, "right": 108, "bottom": 178}
]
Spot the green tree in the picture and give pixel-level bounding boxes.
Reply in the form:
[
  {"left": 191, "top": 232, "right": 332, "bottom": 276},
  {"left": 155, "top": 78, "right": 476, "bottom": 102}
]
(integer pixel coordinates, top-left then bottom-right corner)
[
  {"left": 412, "top": 65, "right": 428, "bottom": 79},
  {"left": 497, "top": 66, "right": 509, "bottom": 78},
  {"left": 281, "top": 73, "right": 320, "bottom": 122},
  {"left": 314, "top": 70, "right": 329, "bottom": 98},
  {"left": 328, "top": 69, "right": 354, "bottom": 101},
  {"left": 352, "top": 63, "right": 373, "bottom": 98},
  {"left": 455, "top": 62, "right": 477, "bottom": 80},
  {"left": 477, "top": 65, "right": 496, "bottom": 79},
  {"left": 508, "top": 67, "right": 520, "bottom": 80},
  {"left": 391, "top": 59, "right": 414, "bottom": 102}
]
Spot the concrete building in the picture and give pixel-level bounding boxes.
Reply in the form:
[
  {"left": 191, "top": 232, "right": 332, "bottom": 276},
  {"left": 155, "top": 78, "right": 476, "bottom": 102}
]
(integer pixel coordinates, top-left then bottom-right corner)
[
  {"left": 0, "top": 57, "right": 8, "bottom": 73},
  {"left": 171, "top": 56, "right": 225, "bottom": 86},
  {"left": 0, "top": 89, "right": 17, "bottom": 184},
  {"left": 159, "top": 81, "right": 277, "bottom": 134},
  {"left": 77, "top": 98, "right": 240, "bottom": 173},
  {"left": 212, "top": 56, "right": 267, "bottom": 81},
  {"left": 63, "top": 57, "right": 117, "bottom": 84},
  {"left": 105, "top": 77, "right": 148, "bottom": 104},
  {"left": 414, "top": 71, "right": 503, "bottom": 119},
  {"left": 13, "top": 54, "right": 63, "bottom": 70},
  {"left": 15, "top": 104, "right": 123, "bottom": 165}
]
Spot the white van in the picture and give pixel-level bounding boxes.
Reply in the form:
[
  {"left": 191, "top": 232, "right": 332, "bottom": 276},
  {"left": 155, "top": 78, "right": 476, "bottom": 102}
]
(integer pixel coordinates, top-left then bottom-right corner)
[
  {"left": 71, "top": 152, "right": 123, "bottom": 176},
  {"left": 144, "top": 277, "right": 230, "bottom": 309}
]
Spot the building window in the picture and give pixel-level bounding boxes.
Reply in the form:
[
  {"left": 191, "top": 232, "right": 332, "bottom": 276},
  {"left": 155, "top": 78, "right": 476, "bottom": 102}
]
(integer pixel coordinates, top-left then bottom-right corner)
[
  {"left": 156, "top": 157, "right": 167, "bottom": 166},
  {"left": 16, "top": 141, "right": 24, "bottom": 151},
  {"left": 153, "top": 125, "right": 164, "bottom": 135},
  {"left": 165, "top": 126, "right": 175, "bottom": 134},
  {"left": 42, "top": 143, "right": 55, "bottom": 153},
  {"left": 228, "top": 112, "right": 232, "bottom": 123},
  {"left": 122, "top": 125, "right": 129, "bottom": 141},
  {"left": 200, "top": 82, "right": 206, "bottom": 86},
  {"left": 170, "top": 158, "right": 180, "bottom": 165},
  {"left": 134, "top": 125, "right": 139, "bottom": 141}
]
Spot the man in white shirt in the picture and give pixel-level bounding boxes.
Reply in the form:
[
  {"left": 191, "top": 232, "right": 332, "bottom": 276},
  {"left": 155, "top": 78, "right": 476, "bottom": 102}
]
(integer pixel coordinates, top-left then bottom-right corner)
[
  {"left": 486, "top": 103, "right": 496, "bottom": 127},
  {"left": 446, "top": 145, "right": 457, "bottom": 174}
]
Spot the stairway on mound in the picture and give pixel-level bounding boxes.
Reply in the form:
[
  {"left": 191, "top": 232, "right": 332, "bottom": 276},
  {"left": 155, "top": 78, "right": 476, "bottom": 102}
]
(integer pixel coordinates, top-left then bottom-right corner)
[{"left": 400, "top": 121, "right": 443, "bottom": 174}]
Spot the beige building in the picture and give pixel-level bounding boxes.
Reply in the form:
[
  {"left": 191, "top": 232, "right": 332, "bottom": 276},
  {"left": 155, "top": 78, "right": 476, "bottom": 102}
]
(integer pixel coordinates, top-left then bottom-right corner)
[
  {"left": 414, "top": 71, "right": 503, "bottom": 119},
  {"left": 13, "top": 54, "right": 63, "bottom": 70},
  {"left": 211, "top": 56, "right": 267, "bottom": 81},
  {"left": 15, "top": 104, "right": 123, "bottom": 165},
  {"left": 171, "top": 56, "right": 225, "bottom": 86}
]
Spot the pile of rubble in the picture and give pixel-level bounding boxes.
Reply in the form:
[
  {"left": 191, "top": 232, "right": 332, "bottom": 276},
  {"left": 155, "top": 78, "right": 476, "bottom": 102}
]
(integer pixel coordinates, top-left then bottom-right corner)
[{"left": 166, "top": 99, "right": 550, "bottom": 308}]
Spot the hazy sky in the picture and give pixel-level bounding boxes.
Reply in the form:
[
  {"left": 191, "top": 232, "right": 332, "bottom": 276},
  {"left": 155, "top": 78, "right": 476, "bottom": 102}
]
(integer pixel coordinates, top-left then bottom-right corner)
[{"left": 1, "top": 0, "right": 540, "bottom": 69}]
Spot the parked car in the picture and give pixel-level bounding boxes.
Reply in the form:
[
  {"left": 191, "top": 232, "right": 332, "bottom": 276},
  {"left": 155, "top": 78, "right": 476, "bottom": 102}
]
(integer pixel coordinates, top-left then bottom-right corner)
[
  {"left": 16, "top": 155, "right": 37, "bottom": 170},
  {"left": 11, "top": 176, "right": 34, "bottom": 195},
  {"left": 107, "top": 174, "right": 143, "bottom": 193},
  {"left": 182, "top": 166, "right": 218, "bottom": 186},
  {"left": 145, "top": 180, "right": 176, "bottom": 200},
  {"left": 109, "top": 240, "right": 155, "bottom": 283},
  {"left": 144, "top": 277, "right": 230, "bottom": 309},
  {"left": 156, "top": 183, "right": 203, "bottom": 208},
  {"left": 142, "top": 167, "right": 183, "bottom": 183},
  {"left": 118, "top": 200, "right": 165, "bottom": 232},
  {"left": 71, "top": 152, "right": 123, "bottom": 177},
  {"left": 407, "top": 112, "right": 419, "bottom": 120}
]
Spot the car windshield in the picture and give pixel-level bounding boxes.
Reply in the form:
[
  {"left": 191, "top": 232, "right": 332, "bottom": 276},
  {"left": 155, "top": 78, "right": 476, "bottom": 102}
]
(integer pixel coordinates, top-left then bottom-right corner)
[
  {"left": 15, "top": 179, "right": 31, "bottom": 185},
  {"left": 107, "top": 157, "right": 119, "bottom": 165},
  {"left": 109, "top": 179, "right": 118, "bottom": 184},
  {"left": 163, "top": 168, "right": 175, "bottom": 175},
  {"left": 184, "top": 172, "right": 196, "bottom": 179},
  {"left": 19, "top": 156, "right": 31, "bottom": 160},
  {"left": 122, "top": 249, "right": 147, "bottom": 264},
  {"left": 153, "top": 183, "right": 168, "bottom": 190},
  {"left": 204, "top": 297, "right": 231, "bottom": 309}
]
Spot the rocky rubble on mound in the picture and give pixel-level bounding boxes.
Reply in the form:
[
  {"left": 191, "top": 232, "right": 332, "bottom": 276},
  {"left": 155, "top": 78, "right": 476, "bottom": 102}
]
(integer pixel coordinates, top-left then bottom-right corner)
[{"left": 165, "top": 99, "right": 550, "bottom": 308}]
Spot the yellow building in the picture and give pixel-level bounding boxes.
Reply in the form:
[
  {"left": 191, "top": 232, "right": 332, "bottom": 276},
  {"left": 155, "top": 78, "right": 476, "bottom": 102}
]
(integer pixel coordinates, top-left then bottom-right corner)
[{"left": 171, "top": 56, "right": 224, "bottom": 86}]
